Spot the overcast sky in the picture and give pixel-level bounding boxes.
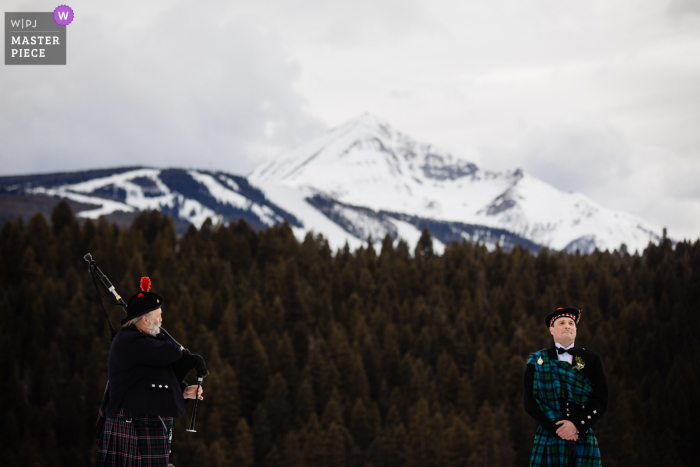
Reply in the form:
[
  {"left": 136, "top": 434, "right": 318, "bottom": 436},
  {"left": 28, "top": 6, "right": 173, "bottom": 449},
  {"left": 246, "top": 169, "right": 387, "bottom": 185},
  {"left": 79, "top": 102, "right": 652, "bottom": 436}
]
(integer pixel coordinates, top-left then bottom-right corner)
[{"left": 2, "top": 0, "right": 700, "bottom": 239}]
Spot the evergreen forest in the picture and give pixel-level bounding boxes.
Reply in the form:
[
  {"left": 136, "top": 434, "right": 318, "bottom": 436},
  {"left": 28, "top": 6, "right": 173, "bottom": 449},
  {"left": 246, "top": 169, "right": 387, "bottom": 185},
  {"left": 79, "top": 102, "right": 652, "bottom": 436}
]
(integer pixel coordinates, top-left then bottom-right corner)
[{"left": 1, "top": 201, "right": 698, "bottom": 467}]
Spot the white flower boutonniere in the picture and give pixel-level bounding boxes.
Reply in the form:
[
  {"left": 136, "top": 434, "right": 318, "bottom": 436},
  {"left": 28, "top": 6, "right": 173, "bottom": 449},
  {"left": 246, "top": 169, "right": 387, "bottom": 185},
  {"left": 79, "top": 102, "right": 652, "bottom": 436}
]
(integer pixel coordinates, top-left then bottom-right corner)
[{"left": 573, "top": 356, "right": 585, "bottom": 371}]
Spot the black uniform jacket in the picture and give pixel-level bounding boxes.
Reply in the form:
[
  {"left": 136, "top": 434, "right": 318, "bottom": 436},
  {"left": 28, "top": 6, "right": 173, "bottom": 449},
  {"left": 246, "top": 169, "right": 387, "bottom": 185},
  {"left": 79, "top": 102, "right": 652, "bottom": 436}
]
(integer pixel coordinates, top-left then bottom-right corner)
[
  {"left": 106, "top": 325, "right": 186, "bottom": 418},
  {"left": 524, "top": 347, "right": 608, "bottom": 435}
]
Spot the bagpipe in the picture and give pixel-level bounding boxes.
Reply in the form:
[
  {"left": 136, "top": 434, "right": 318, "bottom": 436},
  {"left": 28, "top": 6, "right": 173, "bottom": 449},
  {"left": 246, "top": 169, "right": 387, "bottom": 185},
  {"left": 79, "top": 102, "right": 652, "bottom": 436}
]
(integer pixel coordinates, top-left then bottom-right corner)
[{"left": 84, "top": 253, "right": 208, "bottom": 433}]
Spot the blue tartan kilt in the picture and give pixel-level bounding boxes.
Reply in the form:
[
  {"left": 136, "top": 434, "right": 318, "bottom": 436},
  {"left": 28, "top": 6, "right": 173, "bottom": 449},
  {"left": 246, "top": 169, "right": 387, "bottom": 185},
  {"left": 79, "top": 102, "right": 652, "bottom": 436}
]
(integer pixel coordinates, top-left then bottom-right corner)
[
  {"left": 530, "top": 425, "right": 601, "bottom": 467},
  {"left": 96, "top": 409, "right": 173, "bottom": 467}
]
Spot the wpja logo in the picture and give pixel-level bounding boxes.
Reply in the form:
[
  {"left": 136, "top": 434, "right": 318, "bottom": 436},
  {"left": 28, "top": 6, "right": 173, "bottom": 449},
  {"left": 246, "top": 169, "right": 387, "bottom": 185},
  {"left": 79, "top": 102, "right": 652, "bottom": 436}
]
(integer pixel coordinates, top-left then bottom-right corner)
[{"left": 5, "top": 6, "right": 73, "bottom": 65}]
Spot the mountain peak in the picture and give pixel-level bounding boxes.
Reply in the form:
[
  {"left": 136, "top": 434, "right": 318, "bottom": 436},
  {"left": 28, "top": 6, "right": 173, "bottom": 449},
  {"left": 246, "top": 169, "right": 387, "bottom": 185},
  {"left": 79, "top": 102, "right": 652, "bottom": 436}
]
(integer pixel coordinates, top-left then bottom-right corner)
[
  {"left": 343, "top": 112, "right": 392, "bottom": 130},
  {"left": 247, "top": 115, "right": 663, "bottom": 253},
  {"left": 249, "top": 113, "right": 480, "bottom": 187}
]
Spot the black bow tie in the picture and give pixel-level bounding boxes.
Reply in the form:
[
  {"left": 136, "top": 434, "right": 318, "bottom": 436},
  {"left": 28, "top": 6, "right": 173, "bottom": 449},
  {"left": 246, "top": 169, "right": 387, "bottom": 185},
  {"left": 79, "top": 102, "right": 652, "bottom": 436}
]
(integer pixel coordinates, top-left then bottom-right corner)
[{"left": 557, "top": 347, "right": 577, "bottom": 355}]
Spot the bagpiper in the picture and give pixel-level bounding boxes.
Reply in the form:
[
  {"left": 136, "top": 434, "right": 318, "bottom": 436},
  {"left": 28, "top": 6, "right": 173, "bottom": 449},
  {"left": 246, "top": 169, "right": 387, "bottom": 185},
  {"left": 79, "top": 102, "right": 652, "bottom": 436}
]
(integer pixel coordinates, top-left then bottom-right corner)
[{"left": 95, "top": 277, "right": 203, "bottom": 467}]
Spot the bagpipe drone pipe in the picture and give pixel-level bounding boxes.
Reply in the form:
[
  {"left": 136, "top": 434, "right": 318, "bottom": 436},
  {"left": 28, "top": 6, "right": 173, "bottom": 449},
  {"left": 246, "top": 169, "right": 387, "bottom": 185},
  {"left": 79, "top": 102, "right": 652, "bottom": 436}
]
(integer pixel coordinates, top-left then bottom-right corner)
[{"left": 84, "top": 253, "right": 208, "bottom": 434}]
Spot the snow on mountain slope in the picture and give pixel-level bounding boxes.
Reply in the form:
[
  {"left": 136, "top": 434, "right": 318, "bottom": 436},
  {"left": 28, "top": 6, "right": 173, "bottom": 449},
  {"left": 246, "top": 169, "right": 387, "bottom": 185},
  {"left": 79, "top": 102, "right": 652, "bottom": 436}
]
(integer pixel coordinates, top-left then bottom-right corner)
[
  {"left": 250, "top": 114, "right": 662, "bottom": 253},
  {"left": 249, "top": 182, "right": 446, "bottom": 253},
  {"left": 4, "top": 114, "right": 663, "bottom": 254},
  {"left": 32, "top": 168, "right": 213, "bottom": 224},
  {"left": 480, "top": 173, "right": 660, "bottom": 252},
  {"left": 28, "top": 167, "right": 297, "bottom": 231}
]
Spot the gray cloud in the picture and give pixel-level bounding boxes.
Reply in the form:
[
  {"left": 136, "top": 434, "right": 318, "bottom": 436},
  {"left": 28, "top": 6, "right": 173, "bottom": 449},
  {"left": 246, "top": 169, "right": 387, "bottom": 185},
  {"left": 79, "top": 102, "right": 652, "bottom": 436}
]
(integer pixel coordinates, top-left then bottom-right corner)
[
  {"left": 235, "top": 0, "right": 433, "bottom": 47},
  {"left": 0, "top": 0, "right": 323, "bottom": 176},
  {"left": 668, "top": 0, "right": 700, "bottom": 18},
  {"left": 518, "top": 122, "right": 633, "bottom": 195}
]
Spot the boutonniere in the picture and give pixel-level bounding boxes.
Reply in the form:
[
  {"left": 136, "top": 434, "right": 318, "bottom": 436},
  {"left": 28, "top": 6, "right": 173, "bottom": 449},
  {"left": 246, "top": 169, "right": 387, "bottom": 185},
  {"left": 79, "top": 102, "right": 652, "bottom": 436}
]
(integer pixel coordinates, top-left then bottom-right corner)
[{"left": 573, "top": 356, "right": 585, "bottom": 371}]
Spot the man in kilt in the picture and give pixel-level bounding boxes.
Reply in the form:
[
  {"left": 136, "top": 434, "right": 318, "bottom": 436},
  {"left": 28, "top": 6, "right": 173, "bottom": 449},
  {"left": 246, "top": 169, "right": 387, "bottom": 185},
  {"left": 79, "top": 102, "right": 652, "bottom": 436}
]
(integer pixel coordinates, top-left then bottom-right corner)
[
  {"left": 524, "top": 307, "right": 608, "bottom": 467},
  {"left": 95, "top": 277, "right": 203, "bottom": 467}
]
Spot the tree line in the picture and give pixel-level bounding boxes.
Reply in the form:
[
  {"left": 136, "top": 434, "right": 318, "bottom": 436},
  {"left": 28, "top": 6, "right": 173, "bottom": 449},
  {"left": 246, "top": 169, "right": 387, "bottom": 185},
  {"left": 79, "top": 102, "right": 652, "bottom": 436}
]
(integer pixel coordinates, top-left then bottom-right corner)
[{"left": 0, "top": 201, "right": 697, "bottom": 466}]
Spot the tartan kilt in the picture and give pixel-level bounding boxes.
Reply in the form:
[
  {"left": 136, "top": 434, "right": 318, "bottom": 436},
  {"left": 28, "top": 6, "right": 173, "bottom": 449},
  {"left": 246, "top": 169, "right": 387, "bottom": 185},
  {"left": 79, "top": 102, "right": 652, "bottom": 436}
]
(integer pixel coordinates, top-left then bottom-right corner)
[
  {"left": 530, "top": 425, "right": 601, "bottom": 467},
  {"left": 96, "top": 409, "right": 173, "bottom": 467}
]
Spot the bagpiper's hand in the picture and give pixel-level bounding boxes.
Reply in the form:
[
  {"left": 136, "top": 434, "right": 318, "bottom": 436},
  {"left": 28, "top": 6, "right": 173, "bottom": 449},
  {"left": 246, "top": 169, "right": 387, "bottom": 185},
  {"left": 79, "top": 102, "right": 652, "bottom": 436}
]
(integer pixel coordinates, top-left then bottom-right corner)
[
  {"left": 193, "top": 354, "right": 209, "bottom": 378},
  {"left": 183, "top": 385, "right": 203, "bottom": 400},
  {"left": 555, "top": 420, "right": 577, "bottom": 440}
]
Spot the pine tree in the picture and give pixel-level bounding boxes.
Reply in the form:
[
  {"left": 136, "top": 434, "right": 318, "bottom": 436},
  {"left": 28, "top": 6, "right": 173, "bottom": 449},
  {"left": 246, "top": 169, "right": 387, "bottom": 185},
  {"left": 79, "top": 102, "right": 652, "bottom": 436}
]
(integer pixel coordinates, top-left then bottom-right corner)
[
  {"left": 295, "top": 376, "right": 316, "bottom": 426},
  {"left": 238, "top": 324, "right": 270, "bottom": 419},
  {"left": 467, "top": 401, "right": 502, "bottom": 467},
  {"left": 275, "top": 332, "right": 299, "bottom": 391},
  {"left": 415, "top": 228, "right": 434, "bottom": 260},
  {"left": 472, "top": 349, "right": 496, "bottom": 405},
  {"left": 281, "top": 430, "right": 302, "bottom": 467},
  {"left": 266, "top": 372, "right": 291, "bottom": 440},
  {"left": 253, "top": 404, "right": 273, "bottom": 464},
  {"left": 387, "top": 423, "right": 410, "bottom": 467},
  {"left": 324, "top": 422, "right": 348, "bottom": 467},
  {"left": 437, "top": 352, "right": 460, "bottom": 407},
  {"left": 291, "top": 321, "right": 311, "bottom": 370},
  {"left": 302, "top": 413, "right": 325, "bottom": 467},
  {"left": 219, "top": 363, "right": 240, "bottom": 440},
  {"left": 233, "top": 418, "right": 255, "bottom": 467},
  {"left": 321, "top": 387, "right": 345, "bottom": 428},
  {"left": 408, "top": 397, "right": 435, "bottom": 467},
  {"left": 443, "top": 415, "right": 470, "bottom": 467},
  {"left": 264, "top": 444, "right": 283, "bottom": 467},
  {"left": 350, "top": 398, "right": 374, "bottom": 450}
]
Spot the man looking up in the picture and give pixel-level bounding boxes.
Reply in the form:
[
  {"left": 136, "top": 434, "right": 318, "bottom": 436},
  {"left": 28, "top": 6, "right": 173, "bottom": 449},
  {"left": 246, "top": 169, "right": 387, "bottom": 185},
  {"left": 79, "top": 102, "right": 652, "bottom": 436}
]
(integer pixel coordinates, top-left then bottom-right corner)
[{"left": 524, "top": 307, "right": 608, "bottom": 467}]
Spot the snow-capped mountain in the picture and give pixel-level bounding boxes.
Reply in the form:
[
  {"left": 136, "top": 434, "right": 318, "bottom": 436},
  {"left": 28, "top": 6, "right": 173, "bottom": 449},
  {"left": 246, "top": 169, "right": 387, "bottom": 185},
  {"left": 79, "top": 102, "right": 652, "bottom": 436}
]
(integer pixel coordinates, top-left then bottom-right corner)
[
  {"left": 0, "top": 167, "right": 302, "bottom": 232},
  {"left": 0, "top": 114, "right": 663, "bottom": 254},
  {"left": 249, "top": 114, "right": 662, "bottom": 253}
]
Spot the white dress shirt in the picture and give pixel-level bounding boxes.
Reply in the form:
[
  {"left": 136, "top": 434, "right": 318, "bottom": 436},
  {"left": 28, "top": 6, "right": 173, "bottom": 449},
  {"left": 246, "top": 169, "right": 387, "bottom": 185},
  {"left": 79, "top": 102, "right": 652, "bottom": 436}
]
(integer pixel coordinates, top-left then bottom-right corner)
[
  {"left": 556, "top": 342, "right": 580, "bottom": 433},
  {"left": 555, "top": 342, "right": 575, "bottom": 365}
]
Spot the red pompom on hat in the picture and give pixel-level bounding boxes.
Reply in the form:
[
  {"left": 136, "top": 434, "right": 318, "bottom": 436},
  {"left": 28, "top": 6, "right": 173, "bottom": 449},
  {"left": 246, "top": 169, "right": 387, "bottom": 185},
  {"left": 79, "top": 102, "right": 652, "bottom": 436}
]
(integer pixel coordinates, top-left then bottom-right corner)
[{"left": 123, "top": 276, "right": 163, "bottom": 325}]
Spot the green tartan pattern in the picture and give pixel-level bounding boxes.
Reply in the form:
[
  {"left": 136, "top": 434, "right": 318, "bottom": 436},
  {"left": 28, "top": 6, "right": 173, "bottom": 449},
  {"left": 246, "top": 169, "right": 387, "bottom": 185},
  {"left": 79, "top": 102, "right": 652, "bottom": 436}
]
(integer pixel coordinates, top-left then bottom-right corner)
[
  {"left": 531, "top": 426, "right": 601, "bottom": 467},
  {"left": 527, "top": 350, "right": 602, "bottom": 466},
  {"left": 528, "top": 350, "right": 593, "bottom": 419}
]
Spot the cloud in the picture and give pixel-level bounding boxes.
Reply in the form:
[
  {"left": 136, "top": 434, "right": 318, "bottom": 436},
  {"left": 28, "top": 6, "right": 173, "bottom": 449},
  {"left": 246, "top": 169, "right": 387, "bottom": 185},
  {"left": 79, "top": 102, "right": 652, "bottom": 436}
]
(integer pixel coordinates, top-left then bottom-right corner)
[
  {"left": 518, "top": 121, "right": 633, "bottom": 195},
  {"left": 0, "top": 0, "right": 323, "bottom": 176},
  {"left": 517, "top": 131, "right": 700, "bottom": 239},
  {"left": 234, "top": 0, "right": 433, "bottom": 47},
  {"left": 668, "top": 0, "right": 700, "bottom": 19}
]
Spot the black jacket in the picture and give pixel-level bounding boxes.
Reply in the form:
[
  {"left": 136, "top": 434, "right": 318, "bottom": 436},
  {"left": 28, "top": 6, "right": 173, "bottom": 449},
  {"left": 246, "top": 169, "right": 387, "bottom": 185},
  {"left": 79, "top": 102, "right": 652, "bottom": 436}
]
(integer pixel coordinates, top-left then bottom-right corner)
[
  {"left": 524, "top": 347, "right": 608, "bottom": 435},
  {"left": 106, "top": 325, "right": 186, "bottom": 418}
]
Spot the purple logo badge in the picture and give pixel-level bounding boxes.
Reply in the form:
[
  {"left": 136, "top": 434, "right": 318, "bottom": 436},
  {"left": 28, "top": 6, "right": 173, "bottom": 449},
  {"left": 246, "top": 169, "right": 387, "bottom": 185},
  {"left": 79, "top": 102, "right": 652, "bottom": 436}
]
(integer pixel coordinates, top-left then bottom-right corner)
[{"left": 53, "top": 5, "right": 74, "bottom": 26}]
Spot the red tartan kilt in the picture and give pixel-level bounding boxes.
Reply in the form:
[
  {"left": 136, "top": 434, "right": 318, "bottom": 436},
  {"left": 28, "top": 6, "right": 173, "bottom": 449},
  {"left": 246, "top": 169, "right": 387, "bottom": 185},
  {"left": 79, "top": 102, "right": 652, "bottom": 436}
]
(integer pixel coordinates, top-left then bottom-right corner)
[{"left": 96, "top": 409, "right": 173, "bottom": 467}]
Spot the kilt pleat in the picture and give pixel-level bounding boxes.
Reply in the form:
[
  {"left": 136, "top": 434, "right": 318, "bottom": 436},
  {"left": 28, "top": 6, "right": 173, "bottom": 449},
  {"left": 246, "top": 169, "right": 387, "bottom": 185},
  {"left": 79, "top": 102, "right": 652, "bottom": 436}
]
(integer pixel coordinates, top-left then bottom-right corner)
[
  {"left": 530, "top": 425, "right": 601, "bottom": 467},
  {"left": 96, "top": 409, "right": 173, "bottom": 467}
]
